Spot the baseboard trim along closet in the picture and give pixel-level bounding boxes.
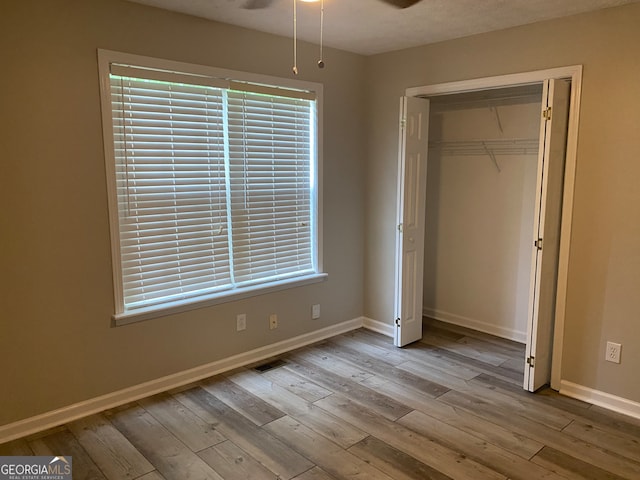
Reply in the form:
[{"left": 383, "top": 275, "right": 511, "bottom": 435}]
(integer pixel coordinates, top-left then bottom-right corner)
[
  {"left": 362, "top": 317, "right": 394, "bottom": 337},
  {"left": 423, "top": 307, "right": 527, "bottom": 343},
  {"left": 0, "top": 317, "right": 372, "bottom": 444},
  {"left": 560, "top": 380, "right": 640, "bottom": 420}
]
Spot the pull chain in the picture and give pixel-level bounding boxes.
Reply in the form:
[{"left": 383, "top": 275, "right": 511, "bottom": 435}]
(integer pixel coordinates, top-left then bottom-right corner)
[
  {"left": 318, "top": 0, "right": 325, "bottom": 68},
  {"left": 293, "top": 0, "right": 325, "bottom": 74},
  {"left": 292, "top": 0, "right": 298, "bottom": 75}
]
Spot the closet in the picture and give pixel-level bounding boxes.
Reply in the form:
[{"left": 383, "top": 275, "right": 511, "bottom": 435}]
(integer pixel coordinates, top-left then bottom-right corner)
[
  {"left": 422, "top": 85, "right": 544, "bottom": 346},
  {"left": 394, "top": 70, "right": 578, "bottom": 392}
]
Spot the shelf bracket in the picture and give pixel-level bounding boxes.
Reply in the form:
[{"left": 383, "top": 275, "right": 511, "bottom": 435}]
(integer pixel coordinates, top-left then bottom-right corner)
[
  {"left": 482, "top": 141, "right": 501, "bottom": 173},
  {"left": 490, "top": 105, "right": 504, "bottom": 134}
]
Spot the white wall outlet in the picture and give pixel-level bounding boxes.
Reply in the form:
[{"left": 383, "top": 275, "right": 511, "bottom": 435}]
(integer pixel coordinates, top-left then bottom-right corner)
[
  {"left": 269, "top": 314, "right": 278, "bottom": 330},
  {"left": 311, "top": 304, "right": 321, "bottom": 319},
  {"left": 606, "top": 341, "right": 621, "bottom": 364},
  {"left": 236, "top": 313, "right": 246, "bottom": 332}
]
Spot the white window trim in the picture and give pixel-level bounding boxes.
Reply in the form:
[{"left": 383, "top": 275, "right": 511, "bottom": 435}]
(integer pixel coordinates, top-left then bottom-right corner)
[
  {"left": 114, "top": 273, "right": 328, "bottom": 326},
  {"left": 97, "top": 49, "right": 324, "bottom": 325}
]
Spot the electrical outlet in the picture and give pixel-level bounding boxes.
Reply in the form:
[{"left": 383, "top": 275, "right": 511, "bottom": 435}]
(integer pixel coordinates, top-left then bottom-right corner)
[
  {"left": 269, "top": 314, "right": 278, "bottom": 330},
  {"left": 236, "top": 313, "right": 246, "bottom": 332},
  {"left": 606, "top": 341, "right": 621, "bottom": 364},
  {"left": 312, "top": 304, "right": 320, "bottom": 319}
]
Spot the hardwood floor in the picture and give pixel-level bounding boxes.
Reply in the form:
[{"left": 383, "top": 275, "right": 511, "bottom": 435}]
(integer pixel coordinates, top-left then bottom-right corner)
[{"left": 2, "top": 321, "right": 640, "bottom": 479}]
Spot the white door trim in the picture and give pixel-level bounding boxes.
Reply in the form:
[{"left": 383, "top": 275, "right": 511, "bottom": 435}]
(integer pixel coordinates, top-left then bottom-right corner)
[{"left": 406, "top": 65, "right": 582, "bottom": 390}]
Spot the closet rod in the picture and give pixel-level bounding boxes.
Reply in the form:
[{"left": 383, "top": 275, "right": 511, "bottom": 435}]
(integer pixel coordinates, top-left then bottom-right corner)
[
  {"left": 429, "top": 138, "right": 539, "bottom": 172},
  {"left": 428, "top": 138, "right": 539, "bottom": 156},
  {"left": 429, "top": 92, "right": 542, "bottom": 109}
]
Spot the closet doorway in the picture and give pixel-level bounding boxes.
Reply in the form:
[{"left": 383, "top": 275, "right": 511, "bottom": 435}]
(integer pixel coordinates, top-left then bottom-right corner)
[
  {"left": 424, "top": 84, "right": 543, "bottom": 346},
  {"left": 393, "top": 66, "right": 582, "bottom": 392}
]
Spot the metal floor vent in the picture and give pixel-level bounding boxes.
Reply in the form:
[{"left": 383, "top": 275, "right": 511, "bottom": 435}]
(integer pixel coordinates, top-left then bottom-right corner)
[{"left": 253, "top": 358, "right": 286, "bottom": 373}]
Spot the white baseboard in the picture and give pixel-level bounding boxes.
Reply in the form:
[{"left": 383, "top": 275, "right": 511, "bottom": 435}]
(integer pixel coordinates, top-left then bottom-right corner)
[
  {"left": 0, "top": 317, "right": 364, "bottom": 444},
  {"left": 362, "top": 317, "right": 394, "bottom": 337},
  {"left": 423, "top": 308, "right": 527, "bottom": 343},
  {"left": 560, "top": 380, "right": 640, "bottom": 420}
]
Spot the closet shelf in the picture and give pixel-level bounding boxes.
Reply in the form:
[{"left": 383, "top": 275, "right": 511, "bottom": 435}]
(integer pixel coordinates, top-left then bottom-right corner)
[{"left": 428, "top": 138, "right": 539, "bottom": 157}]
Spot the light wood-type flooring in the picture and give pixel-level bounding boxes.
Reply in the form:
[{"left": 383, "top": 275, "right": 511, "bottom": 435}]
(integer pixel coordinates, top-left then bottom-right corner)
[{"left": 2, "top": 320, "right": 640, "bottom": 479}]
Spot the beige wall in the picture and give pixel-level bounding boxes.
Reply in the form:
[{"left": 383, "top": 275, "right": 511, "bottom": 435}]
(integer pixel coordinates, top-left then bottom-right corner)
[
  {"left": 424, "top": 99, "right": 541, "bottom": 341},
  {"left": 364, "top": 3, "right": 640, "bottom": 403},
  {"left": 0, "top": 0, "right": 365, "bottom": 426}
]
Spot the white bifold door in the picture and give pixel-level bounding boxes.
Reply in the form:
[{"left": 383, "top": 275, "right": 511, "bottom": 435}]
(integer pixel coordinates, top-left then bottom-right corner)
[
  {"left": 394, "top": 80, "right": 571, "bottom": 392},
  {"left": 394, "top": 96, "right": 430, "bottom": 347},
  {"left": 524, "top": 79, "right": 571, "bottom": 391}
]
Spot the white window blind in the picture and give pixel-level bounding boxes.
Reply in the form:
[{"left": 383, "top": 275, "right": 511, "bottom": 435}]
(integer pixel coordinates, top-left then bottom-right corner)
[
  {"left": 107, "top": 66, "right": 317, "bottom": 314},
  {"left": 227, "top": 91, "right": 314, "bottom": 286}
]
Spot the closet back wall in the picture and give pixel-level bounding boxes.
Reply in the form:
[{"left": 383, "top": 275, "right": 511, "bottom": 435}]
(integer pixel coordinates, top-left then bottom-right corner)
[{"left": 423, "top": 95, "right": 542, "bottom": 342}]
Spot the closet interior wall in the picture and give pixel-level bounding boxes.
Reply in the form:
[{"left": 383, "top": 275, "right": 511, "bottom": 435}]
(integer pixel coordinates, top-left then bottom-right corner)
[{"left": 423, "top": 85, "right": 543, "bottom": 343}]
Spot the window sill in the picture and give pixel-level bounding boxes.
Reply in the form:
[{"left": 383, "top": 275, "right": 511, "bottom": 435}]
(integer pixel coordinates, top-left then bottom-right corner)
[{"left": 112, "top": 273, "right": 328, "bottom": 327}]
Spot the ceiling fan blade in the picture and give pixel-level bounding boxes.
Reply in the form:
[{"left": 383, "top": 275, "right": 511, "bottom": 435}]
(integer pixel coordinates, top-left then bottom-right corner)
[
  {"left": 244, "top": 0, "right": 275, "bottom": 9},
  {"left": 380, "top": 0, "right": 422, "bottom": 8}
]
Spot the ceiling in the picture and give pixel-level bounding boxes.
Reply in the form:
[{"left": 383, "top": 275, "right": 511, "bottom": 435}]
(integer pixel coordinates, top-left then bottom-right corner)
[{"left": 127, "top": 0, "right": 639, "bottom": 55}]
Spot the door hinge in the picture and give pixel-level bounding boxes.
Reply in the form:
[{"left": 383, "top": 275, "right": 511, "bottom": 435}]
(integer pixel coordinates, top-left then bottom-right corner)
[
  {"left": 400, "top": 118, "right": 407, "bottom": 130},
  {"left": 395, "top": 318, "right": 401, "bottom": 327},
  {"left": 397, "top": 223, "right": 403, "bottom": 233},
  {"left": 534, "top": 238, "right": 543, "bottom": 251},
  {"left": 526, "top": 356, "right": 535, "bottom": 367},
  {"left": 543, "top": 107, "right": 552, "bottom": 121}
]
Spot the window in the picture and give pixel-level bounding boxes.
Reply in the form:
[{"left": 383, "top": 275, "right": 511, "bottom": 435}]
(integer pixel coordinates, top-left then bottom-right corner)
[{"left": 98, "top": 51, "right": 324, "bottom": 324}]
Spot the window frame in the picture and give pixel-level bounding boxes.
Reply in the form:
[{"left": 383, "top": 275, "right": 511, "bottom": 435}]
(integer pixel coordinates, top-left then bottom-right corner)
[{"left": 98, "top": 50, "right": 325, "bottom": 325}]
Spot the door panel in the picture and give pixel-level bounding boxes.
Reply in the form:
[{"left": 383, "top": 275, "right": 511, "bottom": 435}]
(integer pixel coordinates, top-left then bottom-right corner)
[
  {"left": 525, "top": 79, "right": 571, "bottom": 391},
  {"left": 402, "top": 250, "right": 417, "bottom": 323},
  {"left": 394, "top": 96, "right": 430, "bottom": 347}
]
